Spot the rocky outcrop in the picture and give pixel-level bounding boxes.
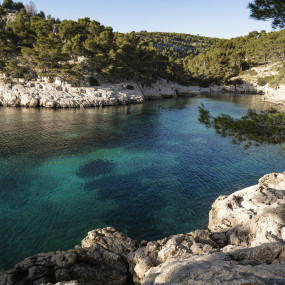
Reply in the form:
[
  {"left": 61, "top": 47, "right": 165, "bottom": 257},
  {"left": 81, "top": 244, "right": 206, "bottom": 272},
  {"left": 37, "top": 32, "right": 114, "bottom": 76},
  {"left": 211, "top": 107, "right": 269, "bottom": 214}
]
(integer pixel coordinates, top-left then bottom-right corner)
[
  {"left": 209, "top": 82, "right": 259, "bottom": 94},
  {"left": 1, "top": 171, "right": 285, "bottom": 284},
  {"left": 142, "top": 242, "right": 285, "bottom": 285},
  {"left": 0, "top": 9, "right": 18, "bottom": 29},
  {"left": 209, "top": 171, "right": 285, "bottom": 247},
  {"left": 1, "top": 73, "right": 283, "bottom": 108},
  {"left": 0, "top": 79, "right": 199, "bottom": 108},
  {"left": 233, "top": 62, "right": 285, "bottom": 106},
  {"left": 127, "top": 229, "right": 222, "bottom": 284},
  {"left": 0, "top": 236, "right": 132, "bottom": 285},
  {"left": 261, "top": 85, "right": 285, "bottom": 105},
  {"left": 0, "top": 81, "right": 145, "bottom": 108},
  {"left": 81, "top": 227, "right": 138, "bottom": 258}
]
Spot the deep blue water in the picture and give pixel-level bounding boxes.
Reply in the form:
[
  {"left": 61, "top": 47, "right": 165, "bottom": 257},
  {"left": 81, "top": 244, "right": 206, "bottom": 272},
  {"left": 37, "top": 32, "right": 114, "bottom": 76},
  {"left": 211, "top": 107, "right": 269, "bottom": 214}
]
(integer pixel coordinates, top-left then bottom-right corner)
[{"left": 0, "top": 94, "right": 285, "bottom": 269}]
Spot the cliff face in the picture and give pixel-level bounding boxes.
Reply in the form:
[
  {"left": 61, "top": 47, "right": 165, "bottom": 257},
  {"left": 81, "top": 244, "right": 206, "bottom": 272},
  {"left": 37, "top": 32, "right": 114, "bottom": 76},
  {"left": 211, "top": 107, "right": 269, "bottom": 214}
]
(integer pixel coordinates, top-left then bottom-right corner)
[{"left": 1, "top": 171, "right": 285, "bottom": 285}]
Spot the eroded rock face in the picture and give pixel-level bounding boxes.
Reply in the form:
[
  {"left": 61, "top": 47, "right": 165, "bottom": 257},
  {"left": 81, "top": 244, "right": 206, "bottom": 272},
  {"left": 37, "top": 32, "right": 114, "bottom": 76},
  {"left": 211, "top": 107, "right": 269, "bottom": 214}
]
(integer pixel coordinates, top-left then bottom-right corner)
[
  {"left": 261, "top": 85, "right": 285, "bottom": 105},
  {"left": 81, "top": 227, "right": 138, "bottom": 258},
  {"left": 127, "top": 229, "right": 221, "bottom": 284},
  {"left": 209, "top": 171, "right": 285, "bottom": 247},
  {"left": 0, "top": 245, "right": 130, "bottom": 285},
  {"left": 141, "top": 242, "right": 285, "bottom": 285},
  {"left": 0, "top": 79, "right": 199, "bottom": 108}
]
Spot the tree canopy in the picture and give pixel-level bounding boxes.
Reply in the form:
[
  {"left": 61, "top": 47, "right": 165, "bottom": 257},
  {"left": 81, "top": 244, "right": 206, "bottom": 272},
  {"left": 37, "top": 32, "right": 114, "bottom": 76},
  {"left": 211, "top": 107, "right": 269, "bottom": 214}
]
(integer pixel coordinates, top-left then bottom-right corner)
[
  {"left": 248, "top": 0, "right": 285, "bottom": 29},
  {"left": 2, "top": 0, "right": 24, "bottom": 10},
  {"left": 198, "top": 104, "right": 285, "bottom": 149}
]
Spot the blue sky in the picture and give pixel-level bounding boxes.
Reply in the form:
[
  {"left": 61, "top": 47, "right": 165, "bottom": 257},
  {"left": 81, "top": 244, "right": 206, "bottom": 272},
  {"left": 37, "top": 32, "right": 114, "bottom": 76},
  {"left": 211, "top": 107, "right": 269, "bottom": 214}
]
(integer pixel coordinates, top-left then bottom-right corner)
[{"left": 23, "top": 0, "right": 274, "bottom": 38}]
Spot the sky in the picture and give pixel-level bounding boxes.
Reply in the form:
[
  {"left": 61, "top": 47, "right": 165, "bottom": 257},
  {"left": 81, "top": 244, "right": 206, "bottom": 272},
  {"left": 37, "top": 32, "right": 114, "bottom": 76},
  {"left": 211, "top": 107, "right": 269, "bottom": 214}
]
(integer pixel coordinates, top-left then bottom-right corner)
[{"left": 21, "top": 0, "right": 275, "bottom": 39}]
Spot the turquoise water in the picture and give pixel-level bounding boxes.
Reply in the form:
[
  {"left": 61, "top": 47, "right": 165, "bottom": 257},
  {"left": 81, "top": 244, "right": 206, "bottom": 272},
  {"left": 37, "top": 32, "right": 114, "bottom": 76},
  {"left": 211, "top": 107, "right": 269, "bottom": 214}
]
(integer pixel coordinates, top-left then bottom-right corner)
[{"left": 0, "top": 94, "right": 285, "bottom": 269}]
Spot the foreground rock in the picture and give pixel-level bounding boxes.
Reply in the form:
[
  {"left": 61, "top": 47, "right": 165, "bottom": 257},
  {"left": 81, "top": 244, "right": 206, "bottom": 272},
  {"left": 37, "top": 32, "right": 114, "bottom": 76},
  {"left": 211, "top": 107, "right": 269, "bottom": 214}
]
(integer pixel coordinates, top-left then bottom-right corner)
[
  {"left": 209, "top": 171, "right": 285, "bottom": 247},
  {"left": 0, "top": 239, "right": 131, "bottom": 285},
  {"left": 1, "top": 171, "right": 285, "bottom": 284},
  {"left": 142, "top": 242, "right": 285, "bottom": 285}
]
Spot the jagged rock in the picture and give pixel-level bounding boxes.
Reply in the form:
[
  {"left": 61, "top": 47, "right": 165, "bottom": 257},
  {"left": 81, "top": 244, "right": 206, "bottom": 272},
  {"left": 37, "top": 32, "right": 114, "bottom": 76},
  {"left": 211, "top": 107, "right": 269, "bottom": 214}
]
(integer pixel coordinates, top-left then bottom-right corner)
[
  {"left": 81, "top": 227, "right": 138, "bottom": 258},
  {"left": 0, "top": 79, "right": 198, "bottom": 108},
  {"left": 209, "top": 171, "right": 285, "bottom": 247},
  {"left": 128, "top": 229, "right": 221, "bottom": 284},
  {"left": 141, "top": 243, "right": 285, "bottom": 285},
  {"left": 0, "top": 245, "right": 130, "bottom": 285}
]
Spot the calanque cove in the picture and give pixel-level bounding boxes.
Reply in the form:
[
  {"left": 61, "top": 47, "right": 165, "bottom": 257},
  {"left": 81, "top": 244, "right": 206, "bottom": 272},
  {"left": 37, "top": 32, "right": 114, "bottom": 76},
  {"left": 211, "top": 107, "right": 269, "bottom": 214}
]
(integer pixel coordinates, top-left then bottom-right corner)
[{"left": 0, "top": 0, "right": 285, "bottom": 284}]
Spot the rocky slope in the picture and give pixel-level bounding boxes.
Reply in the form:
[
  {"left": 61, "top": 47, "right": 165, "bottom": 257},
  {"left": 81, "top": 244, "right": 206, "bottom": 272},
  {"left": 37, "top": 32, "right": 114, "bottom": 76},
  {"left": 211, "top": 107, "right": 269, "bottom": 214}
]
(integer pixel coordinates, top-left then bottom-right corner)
[
  {"left": 236, "top": 62, "right": 285, "bottom": 106},
  {"left": 1, "top": 171, "right": 285, "bottom": 285}
]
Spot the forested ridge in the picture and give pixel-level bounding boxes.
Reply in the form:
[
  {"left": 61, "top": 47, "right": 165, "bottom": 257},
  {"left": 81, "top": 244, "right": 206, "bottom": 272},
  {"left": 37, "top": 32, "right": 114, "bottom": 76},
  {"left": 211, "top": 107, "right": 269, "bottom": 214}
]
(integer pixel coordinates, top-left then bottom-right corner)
[{"left": 0, "top": 0, "right": 284, "bottom": 87}]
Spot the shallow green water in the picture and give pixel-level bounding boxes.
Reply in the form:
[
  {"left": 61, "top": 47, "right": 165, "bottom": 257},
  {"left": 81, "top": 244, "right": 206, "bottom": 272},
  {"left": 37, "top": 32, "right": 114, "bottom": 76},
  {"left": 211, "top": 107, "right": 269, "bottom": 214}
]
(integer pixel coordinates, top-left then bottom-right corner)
[{"left": 0, "top": 94, "right": 285, "bottom": 269}]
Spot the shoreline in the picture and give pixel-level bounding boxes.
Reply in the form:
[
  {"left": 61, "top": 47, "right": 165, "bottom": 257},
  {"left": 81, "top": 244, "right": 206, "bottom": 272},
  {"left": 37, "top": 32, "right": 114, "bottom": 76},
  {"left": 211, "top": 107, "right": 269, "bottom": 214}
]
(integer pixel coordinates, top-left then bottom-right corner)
[
  {"left": 1, "top": 171, "right": 285, "bottom": 284},
  {"left": 1, "top": 79, "right": 284, "bottom": 108}
]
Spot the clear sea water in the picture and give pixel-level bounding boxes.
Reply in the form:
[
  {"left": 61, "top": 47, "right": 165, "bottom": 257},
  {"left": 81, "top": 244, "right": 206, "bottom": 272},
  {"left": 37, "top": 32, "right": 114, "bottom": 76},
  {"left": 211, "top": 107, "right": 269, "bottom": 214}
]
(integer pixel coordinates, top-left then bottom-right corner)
[{"left": 0, "top": 94, "right": 285, "bottom": 270}]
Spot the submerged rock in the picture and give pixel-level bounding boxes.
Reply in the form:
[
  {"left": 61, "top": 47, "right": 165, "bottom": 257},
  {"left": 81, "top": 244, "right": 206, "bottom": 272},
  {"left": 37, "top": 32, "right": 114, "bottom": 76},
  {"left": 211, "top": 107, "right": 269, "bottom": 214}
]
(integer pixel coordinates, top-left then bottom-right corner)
[{"left": 1, "top": 171, "right": 285, "bottom": 284}]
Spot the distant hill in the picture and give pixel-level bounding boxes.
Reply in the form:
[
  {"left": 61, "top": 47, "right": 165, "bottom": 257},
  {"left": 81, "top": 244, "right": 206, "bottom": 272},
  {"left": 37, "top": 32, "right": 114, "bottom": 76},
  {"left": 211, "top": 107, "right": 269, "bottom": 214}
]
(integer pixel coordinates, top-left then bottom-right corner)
[{"left": 135, "top": 31, "right": 222, "bottom": 59}]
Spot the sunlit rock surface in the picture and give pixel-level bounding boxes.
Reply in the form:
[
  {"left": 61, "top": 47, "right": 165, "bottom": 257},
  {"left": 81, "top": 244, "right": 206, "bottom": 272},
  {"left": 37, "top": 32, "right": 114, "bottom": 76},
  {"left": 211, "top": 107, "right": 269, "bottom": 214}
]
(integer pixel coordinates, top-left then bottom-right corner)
[
  {"left": 209, "top": 171, "right": 285, "bottom": 247},
  {"left": 0, "top": 79, "right": 199, "bottom": 108}
]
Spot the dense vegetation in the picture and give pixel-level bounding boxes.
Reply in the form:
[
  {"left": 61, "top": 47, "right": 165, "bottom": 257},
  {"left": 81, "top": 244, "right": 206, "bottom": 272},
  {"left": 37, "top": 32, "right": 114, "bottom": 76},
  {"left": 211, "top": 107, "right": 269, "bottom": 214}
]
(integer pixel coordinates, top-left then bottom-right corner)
[
  {"left": 183, "top": 29, "right": 285, "bottom": 85},
  {"left": 0, "top": 1, "right": 172, "bottom": 85},
  {"left": 198, "top": 104, "right": 285, "bottom": 149},
  {"left": 136, "top": 31, "right": 221, "bottom": 59},
  {"left": 0, "top": 0, "right": 284, "bottom": 86}
]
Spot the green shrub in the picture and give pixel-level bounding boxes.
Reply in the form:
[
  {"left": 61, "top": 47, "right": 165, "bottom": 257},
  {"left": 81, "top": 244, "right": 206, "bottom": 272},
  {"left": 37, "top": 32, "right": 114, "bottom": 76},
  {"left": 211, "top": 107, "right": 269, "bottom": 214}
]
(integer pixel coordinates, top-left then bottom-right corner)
[
  {"left": 3, "top": 78, "right": 12, "bottom": 84},
  {"left": 242, "top": 69, "right": 258, "bottom": 76},
  {"left": 198, "top": 105, "right": 285, "bottom": 149},
  {"left": 257, "top": 76, "right": 274, "bottom": 86},
  {"left": 0, "top": 5, "right": 5, "bottom": 15}
]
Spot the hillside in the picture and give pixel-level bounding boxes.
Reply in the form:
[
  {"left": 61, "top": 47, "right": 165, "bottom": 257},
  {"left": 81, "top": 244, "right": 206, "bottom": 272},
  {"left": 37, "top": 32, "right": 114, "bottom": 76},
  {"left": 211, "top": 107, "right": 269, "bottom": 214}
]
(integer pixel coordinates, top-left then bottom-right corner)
[
  {"left": 0, "top": 0, "right": 284, "bottom": 89},
  {"left": 135, "top": 31, "right": 222, "bottom": 59}
]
